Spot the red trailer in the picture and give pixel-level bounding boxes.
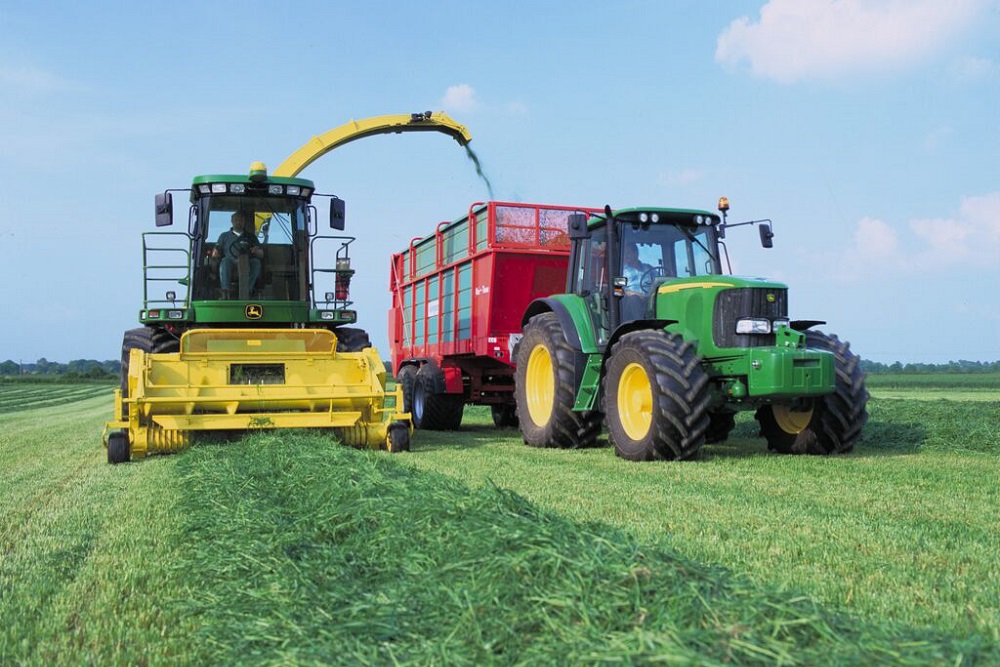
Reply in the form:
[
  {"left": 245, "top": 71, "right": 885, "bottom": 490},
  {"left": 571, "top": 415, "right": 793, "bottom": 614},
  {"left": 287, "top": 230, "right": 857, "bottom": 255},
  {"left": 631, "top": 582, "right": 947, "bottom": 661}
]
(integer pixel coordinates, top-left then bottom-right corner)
[{"left": 389, "top": 201, "right": 599, "bottom": 429}]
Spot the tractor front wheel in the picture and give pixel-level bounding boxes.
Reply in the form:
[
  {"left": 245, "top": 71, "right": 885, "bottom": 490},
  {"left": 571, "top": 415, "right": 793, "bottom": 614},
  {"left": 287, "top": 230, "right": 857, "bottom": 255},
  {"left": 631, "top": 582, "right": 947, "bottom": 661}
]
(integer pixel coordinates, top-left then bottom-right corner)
[
  {"left": 604, "top": 330, "right": 709, "bottom": 461},
  {"left": 515, "top": 312, "right": 601, "bottom": 448},
  {"left": 756, "top": 330, "right": 869, "bottom": 454}
]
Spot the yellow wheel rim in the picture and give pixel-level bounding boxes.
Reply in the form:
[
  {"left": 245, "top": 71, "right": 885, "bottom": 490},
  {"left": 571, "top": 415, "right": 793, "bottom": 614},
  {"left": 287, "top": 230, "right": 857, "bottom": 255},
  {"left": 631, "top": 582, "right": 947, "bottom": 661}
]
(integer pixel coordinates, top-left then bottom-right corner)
[
  {"left": 525, "top": 344, "right": 554, "bottom": 426},
  {"left": 617, "top": 362, "right": 653, "bottom": 441},
  {"left": 773, "top": 403, "right": 814, "bottom": 434}
]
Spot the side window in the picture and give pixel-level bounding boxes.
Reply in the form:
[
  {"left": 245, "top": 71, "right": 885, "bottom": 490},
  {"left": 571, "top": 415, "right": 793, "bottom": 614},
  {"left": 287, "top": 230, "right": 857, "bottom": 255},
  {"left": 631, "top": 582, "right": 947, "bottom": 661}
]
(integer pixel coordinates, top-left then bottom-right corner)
[{"left": 580, "top": 227, "right": 607, "bottom": 294}]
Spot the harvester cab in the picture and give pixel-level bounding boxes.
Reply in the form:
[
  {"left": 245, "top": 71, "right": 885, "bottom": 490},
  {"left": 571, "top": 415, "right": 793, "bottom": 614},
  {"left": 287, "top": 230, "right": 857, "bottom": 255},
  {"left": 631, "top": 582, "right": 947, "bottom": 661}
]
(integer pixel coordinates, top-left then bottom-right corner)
[{"left": 516, "top": 200, "right": 868, "bottom": 462}]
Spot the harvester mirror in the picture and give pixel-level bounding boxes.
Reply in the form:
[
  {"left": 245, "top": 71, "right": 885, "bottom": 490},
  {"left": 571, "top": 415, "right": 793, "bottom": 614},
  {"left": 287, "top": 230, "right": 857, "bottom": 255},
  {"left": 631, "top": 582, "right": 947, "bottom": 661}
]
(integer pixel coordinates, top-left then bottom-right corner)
[
  {"left": 330, "top": 197, "right": 346, "bottom": 230},
  {"left": 155, "top": 192, "right": 173, "bottom": 227},
  {"left": 759, "top": 223, "right": 774, "bottom": 248},
  {"left": 567, "top": 213, "right": 591, "bottom": 241}
]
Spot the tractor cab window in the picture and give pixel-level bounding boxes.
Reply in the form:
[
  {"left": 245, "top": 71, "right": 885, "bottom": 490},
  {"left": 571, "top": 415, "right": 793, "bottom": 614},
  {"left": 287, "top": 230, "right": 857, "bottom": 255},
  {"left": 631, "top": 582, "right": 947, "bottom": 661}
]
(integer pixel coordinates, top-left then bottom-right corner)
[
  {"left": 579, "top": 226, "right": 608, "bottom": 295},
  {"left": 194, "top": 194, "right": 308, "bottom": 301}
]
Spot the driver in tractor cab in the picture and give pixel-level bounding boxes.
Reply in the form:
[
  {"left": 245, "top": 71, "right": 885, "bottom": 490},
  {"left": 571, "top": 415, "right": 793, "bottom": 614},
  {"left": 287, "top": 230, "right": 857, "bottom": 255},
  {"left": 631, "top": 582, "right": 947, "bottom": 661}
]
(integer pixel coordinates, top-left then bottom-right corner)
[
  {"left": 212, "top": 211, "right": 264, "bottom": 297},
  {"left": 621, "top": 241, "right": 655, "bottom": 321}
]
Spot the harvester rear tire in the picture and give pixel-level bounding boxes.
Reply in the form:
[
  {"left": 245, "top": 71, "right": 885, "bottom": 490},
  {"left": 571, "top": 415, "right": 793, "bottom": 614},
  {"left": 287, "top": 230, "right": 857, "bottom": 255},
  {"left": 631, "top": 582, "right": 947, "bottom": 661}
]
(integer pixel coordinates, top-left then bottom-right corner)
[
  {"left": 491, "top": 404, "right": 519, "bottom": 428},
  {"left": 756, "top": 330, "right": 869, "bottom": 454},
  {"left": 604, "top": 330, "right": 709, "bottom": 461},
  {"left": 413, "top": 365, "right": 464, "bottom": 430},
  {"left": 515, "top": 312, "right": 601, "bottom": 449},
  {"left": 335, "top": 327, "right": 371, "bottom": 353},
  {"left": 107, "top": 431, "right": 130, "bottom": 464},
  {"left": 386, "top": 421, "right": 411, "bottom": 453}
]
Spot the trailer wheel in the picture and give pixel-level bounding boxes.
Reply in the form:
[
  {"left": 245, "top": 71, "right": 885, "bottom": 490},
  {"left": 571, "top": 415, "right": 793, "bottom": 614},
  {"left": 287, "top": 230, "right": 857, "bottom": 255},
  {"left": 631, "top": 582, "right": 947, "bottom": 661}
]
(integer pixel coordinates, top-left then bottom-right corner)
[
  {"left": 515, "top": 312, "right": 601, "bottom": 448},
  {"left": 386, "top": 421, "right": 410, "bottom": 453},
  {"left": 756, "top": 330, "right": 868, "bottom": 454},
  {"left": 491, "top": 404, "right": 519, "bottom": 428},
  {"left": 705, "top": 411, "right": 737, "bottom": 444},
  {"left": 335, "top": 327, "right": 371, "bottom": 353},
  {"left": 413, "top": 365, "right": 464, "bottom": 430},
  {"left": 396, "top": 365, "right": 417, "bottom": 416},
  {"left": 604, "top": 330, "right": 709, "bottom": 461},
  {"left": 107, "top": 430, "right": 130, "bottom": 464}
]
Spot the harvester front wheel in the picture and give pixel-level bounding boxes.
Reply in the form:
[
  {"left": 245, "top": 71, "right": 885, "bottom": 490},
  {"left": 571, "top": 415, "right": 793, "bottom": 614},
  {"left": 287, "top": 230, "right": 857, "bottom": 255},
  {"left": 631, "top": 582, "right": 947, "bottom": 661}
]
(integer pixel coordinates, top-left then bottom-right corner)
[
  {"left": 515, "top": 312, "right": 601, "bottom": 449},
  {"left": 107, "top": 431, "right": 130, "bottom": 464},
  {"left": 396, "top": 364, "right": 417, "bottom": 416},
  {"left": 386, "top": 421, "right": 411, "bottom": 453},
  {"left": 604, "top": 330, "right": 709, "bottom": 461},
  {"left": 756, "top": 330, "right": 869, "bottom": 454},
  {"left": 413, "top": 365, "right": 464, "bottom": 430},
  {"left": 335, "top": 327, "right": 371, "bottom": 353},
  {"left": 120, "top": 326, "right": 178, "bottom": 417}
]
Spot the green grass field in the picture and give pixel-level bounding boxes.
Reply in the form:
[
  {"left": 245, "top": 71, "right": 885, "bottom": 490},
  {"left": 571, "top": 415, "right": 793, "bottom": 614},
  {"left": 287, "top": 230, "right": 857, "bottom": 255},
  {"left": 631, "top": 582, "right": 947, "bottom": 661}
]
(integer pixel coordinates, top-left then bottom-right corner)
[{"left": 1, "top": 379, "right": 997, "bottom": 665}]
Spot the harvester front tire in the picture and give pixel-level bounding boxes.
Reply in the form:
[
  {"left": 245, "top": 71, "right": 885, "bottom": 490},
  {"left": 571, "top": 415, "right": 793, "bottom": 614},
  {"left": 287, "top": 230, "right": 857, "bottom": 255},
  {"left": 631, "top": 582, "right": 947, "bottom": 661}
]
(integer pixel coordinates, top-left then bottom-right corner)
[
  {"left": 413, "top": 365, "right": 464, "bottom": 430},
  {"left": 120, "top": 326, "right": 178, "bottom": 417},
  {"left": 396, "top": 364, "right": 417, "bottom": 416},
  {"left": 107, "top": 431, "right": 130, "bottom": 464},
  {"left": 335, "top": 327, "right": 372, "bottom": 353},
  {"left": 756, "top": 330, "right": 869, "bottom": 454},
  {"left": 604, "top": 330, "right": 709, "bottom": 461},
  {"left": 515, "top": 312, "right": 601, "bottom": 449},
  {"left": 386, "top": 421, "right": 411, "bottom": 453}
]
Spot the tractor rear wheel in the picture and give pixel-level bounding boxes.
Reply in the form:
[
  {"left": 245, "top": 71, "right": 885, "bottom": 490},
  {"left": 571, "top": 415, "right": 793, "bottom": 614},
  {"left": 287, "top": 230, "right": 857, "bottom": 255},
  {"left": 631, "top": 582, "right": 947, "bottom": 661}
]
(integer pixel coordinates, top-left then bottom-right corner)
[
  {"left": 491, "top": 404, "right": 519, "bottom": 428},
  {"left": 756, "top": 330, "right": 869, "bottom": 454},
  {"left": 413, "top": 365, "right": 464, "bottom": 430},
  {"left": 604, "top": 330, "right": 710, "bottom": 461},
  {"left": 515, "top": 312, "right": 601, "bottom": 449}
]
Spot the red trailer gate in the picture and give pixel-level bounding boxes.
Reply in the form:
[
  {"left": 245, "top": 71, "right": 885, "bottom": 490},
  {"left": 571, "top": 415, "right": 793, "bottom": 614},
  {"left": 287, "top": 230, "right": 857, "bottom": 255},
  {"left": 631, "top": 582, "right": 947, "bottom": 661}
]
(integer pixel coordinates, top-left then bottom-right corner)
[{"left": 389, "top": 201, "right": 599, "bottom": 429}]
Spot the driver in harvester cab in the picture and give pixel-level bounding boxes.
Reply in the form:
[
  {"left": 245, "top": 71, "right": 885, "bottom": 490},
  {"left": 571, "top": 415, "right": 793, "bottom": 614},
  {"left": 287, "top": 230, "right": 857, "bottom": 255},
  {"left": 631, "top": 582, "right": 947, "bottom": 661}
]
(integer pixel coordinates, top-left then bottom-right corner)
[{"left": 212, "top": 211, "right": 264, "bottom": 296}]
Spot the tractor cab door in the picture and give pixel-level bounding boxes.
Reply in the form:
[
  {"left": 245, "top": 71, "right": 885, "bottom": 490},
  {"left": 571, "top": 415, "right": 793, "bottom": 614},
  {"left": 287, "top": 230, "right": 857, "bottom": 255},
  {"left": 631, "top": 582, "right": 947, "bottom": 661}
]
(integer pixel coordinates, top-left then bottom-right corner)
[{"left": 572, "top": 225, "right": 612, "bottom": 347}]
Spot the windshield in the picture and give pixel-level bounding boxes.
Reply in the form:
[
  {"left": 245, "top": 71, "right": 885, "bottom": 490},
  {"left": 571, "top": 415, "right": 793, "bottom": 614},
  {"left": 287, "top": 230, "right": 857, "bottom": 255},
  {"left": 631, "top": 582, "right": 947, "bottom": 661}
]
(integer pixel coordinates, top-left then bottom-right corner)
[
  {"left": 193, "top": 194, "right": 309, "bottom": 301},
  {"left": 620, "top": 223, "right": 720, "bottom": 284}
]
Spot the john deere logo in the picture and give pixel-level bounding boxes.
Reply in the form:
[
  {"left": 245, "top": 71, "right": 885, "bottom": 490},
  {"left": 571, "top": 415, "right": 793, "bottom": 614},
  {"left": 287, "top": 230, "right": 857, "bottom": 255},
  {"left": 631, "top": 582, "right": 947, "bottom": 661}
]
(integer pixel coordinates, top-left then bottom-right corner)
[
  {"left": 766, "top": 293, "right": 776, "bottom": 303},
  {"left": 245, "top": 304, "right": 263, "bottom": 319}
]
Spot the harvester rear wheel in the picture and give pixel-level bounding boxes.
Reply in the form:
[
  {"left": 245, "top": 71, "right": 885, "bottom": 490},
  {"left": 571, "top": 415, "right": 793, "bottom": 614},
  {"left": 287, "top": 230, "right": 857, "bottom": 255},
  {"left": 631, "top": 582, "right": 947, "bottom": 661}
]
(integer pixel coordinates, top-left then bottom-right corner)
[
  {"left": 335, "top": 327, "right": 371, "bottom": 352},
  {"left": 413, "top": 365, "right": 464, "bottom": 430},
  {"left": 386, "top": 421, "right": 411, "bottom": 453},
  {"left": 107, "top": 431, "right": 130, "bottom": 464},
  {"left": 756, "top": 330, "right": 869, "bottom": 454},
  {"left": 604, "top": 330, "right": 709, "bottom": 461},
  {"left": 515, "top": 312, "right": 601, "bottom": 449}
]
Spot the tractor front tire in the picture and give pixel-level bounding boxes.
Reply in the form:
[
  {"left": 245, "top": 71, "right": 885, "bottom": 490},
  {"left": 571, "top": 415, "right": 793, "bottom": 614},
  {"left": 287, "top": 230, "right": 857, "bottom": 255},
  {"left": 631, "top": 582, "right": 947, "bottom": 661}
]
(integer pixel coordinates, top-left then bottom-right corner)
[
  {"left": 515, "top": 312, "right": 601, "bottom": 449},
  {"left": 604, "top": 330, "right": 710, "bottom": 461},
  {"left": 756, "top": 330, "right": 869, "bottom": 454}
]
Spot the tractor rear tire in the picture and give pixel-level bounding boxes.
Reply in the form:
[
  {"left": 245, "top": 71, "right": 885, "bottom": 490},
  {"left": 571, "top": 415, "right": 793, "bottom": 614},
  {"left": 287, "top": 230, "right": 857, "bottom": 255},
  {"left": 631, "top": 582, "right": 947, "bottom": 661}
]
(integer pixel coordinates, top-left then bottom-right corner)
[
  {"left": 756, "top": 330, "right": 868, "bottom": 454},
  {"left": 515, "top": 312, "right": 601, "bottom": 449},
  {"left": 604, "top": 330, "right": 710, "bottom": 461},
  {"left": 386, "top": 421, "right": 411, "bottom": 453},
  {"left": 107, "top": 430, "right": 130, "bottom": 464},
  {"left": 335, "top": 327, "right": 371, "bottom": 353},
  {"left": 396, "top": 364, "right": 417, "bottom": 416},
  {"left": 491, "top": 404, "right": 519, "bottom": 428},
  {"left": 705, "top": 411, "right": 737, "bottom": 444},
  {"left": 413, "top": 365, "right": 464, "bottom": 430}
]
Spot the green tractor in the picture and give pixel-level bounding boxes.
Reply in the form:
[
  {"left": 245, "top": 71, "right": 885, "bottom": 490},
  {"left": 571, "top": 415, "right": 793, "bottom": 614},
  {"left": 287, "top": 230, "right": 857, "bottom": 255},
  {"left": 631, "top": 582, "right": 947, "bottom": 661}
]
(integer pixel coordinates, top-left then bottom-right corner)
[{"left": 514, "top": 200, "right": 868, "bottom": 460}]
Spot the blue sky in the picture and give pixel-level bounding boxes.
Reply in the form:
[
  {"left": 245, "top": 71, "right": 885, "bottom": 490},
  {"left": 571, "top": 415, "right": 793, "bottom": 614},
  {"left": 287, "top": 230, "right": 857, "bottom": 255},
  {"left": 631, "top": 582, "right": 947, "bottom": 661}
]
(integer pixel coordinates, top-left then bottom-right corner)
[{"left": 1, "top": 0, "right": 997, "bottom": 364}]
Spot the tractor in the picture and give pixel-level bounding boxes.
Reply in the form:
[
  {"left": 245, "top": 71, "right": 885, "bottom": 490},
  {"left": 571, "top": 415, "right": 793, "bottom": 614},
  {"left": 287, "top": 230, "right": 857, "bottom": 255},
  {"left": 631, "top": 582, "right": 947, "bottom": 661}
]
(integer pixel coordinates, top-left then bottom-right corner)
[{"left": 515, "top": 201, "right": 868, "bottom": 460}]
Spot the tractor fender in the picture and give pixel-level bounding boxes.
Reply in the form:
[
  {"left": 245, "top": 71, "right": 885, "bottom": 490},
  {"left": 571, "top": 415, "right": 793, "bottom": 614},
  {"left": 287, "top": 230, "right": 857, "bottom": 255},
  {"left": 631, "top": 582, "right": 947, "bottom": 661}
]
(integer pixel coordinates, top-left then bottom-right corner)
[
  {"left": 522, "top": 296, "right": 600, "bottom": 354},
  {"left": 606, "top": 319, "right": 678, "bottom": 356}
]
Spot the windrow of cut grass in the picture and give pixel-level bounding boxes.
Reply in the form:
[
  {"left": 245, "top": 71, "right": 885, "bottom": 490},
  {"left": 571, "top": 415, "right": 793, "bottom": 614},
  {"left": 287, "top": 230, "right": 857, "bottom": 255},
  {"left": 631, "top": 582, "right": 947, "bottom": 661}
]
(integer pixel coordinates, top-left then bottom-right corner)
[{"left": 0, "top": 382, "right": 110, "bottom": 414}]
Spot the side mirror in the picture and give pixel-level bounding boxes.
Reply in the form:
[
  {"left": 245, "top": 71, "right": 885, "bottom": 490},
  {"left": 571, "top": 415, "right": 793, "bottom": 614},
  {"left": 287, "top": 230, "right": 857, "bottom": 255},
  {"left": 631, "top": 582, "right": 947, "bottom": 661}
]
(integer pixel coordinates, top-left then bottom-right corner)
[
  {"left": 567, "top": 213, "right": 591, "bottom": 241},
  {"left": 759, "top": 223, "right": 774, "bottom": 248},
  {"left": 330, "top": 197, "right": 346, "bottom": 230},
  {"left": 155, "top": 192, "right": 173, "bottom": 227}
]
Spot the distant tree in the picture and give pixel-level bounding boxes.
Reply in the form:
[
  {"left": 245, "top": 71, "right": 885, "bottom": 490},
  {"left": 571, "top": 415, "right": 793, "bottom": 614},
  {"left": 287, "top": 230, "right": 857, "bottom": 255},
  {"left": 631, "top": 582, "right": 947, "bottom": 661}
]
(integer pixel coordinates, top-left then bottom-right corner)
[{"left": 0, "top": 360, "right": 18, "bottom": 375}]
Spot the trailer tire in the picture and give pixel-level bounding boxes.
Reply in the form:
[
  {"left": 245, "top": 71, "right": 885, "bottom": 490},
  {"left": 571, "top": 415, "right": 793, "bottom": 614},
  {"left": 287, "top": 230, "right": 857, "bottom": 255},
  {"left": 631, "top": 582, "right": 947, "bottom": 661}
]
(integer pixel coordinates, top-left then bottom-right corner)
[
  {"left": 604, "top": 330, "right": 710, "bottom": 461},
  {"left": 335, "top": 327, "right": 371, "bottom": 353},
  {"left": 515, "top": 312, "right": 601, "bottom": 449},
  {"left": 386, "top": 421, "right": 411, "bottom": 453},
  {"left": 396, "top": 365, "right": 417, "bottom": 416},
  {"left": 413, "top": 365, "right": 464, "bottom": 430},
  {"left": 107, "top": 430, "right": 130, "bottom": 464},
  {"left": 756, "top": 330, "right": 868, "bottom": 454},
  {"left": 491, "top": 404, "right": 519, "bottom": 429}
]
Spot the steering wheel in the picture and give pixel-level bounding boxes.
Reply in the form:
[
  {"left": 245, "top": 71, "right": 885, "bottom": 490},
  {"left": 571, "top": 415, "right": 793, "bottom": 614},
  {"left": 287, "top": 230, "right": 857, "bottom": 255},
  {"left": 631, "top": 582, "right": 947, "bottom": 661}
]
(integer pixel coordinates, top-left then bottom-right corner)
[
  {"left": 639, "top": 266, "right": 668, "bottom": 293},
  {"left": 227, "top": 237, "right": 253, "bottom": 260}
]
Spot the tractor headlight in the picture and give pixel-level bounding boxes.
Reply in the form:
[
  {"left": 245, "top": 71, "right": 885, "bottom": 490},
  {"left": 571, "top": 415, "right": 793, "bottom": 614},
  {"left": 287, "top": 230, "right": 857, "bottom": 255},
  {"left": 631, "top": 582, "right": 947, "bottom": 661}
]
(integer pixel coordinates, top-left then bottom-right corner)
[
  {"left": 736, "top": 318, "right": 771, "bottom": 334},
  {"left": 319, "top": 311, "right": 335, "bottom": 320},
  {"left": 167, "top": 310, "right": 185, "bottom": 319},
  {"left": 772, "top": 319, "right": 790, "bottom": 330}
]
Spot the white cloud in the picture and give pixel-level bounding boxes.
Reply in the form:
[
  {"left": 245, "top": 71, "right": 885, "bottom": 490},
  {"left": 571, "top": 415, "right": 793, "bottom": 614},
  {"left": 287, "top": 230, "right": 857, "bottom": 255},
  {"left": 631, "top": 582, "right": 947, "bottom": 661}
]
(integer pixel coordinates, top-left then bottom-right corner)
[
  {"left": 834, "top": 192, "right": 1000, "bottom": 280},
  {"left": 716, "top": 0, "right": 985, "bottom": 83},
  {"left": 441, "top": 84, "right": 479, "bottom": 113}
]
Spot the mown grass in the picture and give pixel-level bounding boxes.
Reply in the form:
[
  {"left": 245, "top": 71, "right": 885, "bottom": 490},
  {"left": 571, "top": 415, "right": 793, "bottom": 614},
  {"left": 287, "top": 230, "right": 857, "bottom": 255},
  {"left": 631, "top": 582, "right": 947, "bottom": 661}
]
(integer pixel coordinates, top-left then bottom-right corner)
[
  {"left": 1, "top": 382, "right": 997, "bottom": 665},
  {"left": 0, "top": 382, "right": 111, "bottom": 414}
]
